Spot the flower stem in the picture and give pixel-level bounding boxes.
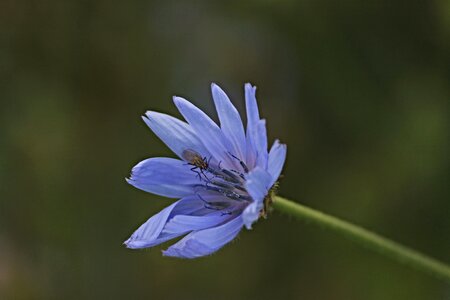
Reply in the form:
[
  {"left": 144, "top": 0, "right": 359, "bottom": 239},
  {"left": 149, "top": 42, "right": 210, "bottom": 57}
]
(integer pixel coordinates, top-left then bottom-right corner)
[{"left": 273, "top": 196, "right": 450, "bottom": 282}]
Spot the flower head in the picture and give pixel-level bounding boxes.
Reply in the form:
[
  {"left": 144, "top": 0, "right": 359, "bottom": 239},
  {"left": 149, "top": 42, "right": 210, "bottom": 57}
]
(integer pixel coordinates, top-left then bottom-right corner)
[{"left": 125, "top": 83, "right": 287, "bottom": 258}]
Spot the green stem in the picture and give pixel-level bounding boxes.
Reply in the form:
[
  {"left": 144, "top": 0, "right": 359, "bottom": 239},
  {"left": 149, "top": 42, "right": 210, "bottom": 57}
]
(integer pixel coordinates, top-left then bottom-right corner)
[{"left": 273, "top": 196, "right": 450, "bottom": 282}]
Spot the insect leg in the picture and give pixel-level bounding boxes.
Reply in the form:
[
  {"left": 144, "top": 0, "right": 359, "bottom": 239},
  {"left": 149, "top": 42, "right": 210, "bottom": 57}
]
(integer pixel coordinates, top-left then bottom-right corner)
[
  {"left": 199, "top": 168, "right": 211, "bottom": 182},
  {"left": 190, "top": 166, "right": 203, "bottom": 180}
]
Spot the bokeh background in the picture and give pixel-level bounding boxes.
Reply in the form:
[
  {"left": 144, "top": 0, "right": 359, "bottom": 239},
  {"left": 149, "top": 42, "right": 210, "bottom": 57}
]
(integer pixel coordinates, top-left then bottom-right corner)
[{"left": 1, "top": 0, "right": 449, "bottom": 299}]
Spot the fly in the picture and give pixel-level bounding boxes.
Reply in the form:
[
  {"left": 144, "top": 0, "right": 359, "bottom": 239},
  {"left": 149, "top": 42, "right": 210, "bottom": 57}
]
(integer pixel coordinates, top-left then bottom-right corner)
[{"left": 182, "top": 149, "right": 210, "bottom": 180}]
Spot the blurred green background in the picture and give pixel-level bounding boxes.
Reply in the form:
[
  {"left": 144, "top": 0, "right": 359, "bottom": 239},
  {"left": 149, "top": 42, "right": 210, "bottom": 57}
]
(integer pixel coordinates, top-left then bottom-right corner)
[{"left": 1, "top": 0, "right": 449, "bottom": 299}]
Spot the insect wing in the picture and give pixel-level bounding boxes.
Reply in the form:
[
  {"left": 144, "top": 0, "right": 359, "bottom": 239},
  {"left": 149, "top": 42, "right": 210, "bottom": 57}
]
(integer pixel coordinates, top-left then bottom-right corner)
[{"left": 181, "top": 149, "right": 202, "bottom": 163}]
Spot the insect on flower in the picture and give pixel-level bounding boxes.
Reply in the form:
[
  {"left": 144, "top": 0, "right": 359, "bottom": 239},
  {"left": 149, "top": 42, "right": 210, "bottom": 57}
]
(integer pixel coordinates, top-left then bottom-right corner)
[
  {"left": 181, "top": 149, "right": 210, "bottom": 180},
  {"left": 125, "top": 83, "right": 287, "bottom": 258}
]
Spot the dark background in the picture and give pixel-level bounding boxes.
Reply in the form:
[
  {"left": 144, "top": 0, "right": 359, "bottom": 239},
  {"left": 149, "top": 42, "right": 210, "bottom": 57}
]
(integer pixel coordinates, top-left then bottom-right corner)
[{"left": 1, "top": 0, "right": 449, "bottom": 299}]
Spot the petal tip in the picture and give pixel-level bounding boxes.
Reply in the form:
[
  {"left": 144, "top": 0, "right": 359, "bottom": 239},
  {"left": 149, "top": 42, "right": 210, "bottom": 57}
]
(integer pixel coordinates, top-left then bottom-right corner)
[
  {"left": 243, "top": 219, "right": 256, "bottom": 230},
  {"left": 172, "top": 96, "right": 192, "bottom": 110},
  {"left": 125, "top": 177, "right": 134, "bottom": 185},
  {"left": 143, "top": 110, "right": 155, "bottom": 119},
  {"left": 245, "top": 83, "right": 257, "bottom": 92},
  {"left": 211, "top": 83, "right": 228, "bottom": 100},
  {"left": 172, "top": 95, "right": 184, "bottom": 104},
  {"left": 123, "top": 239, "right": 134, "bottom": 249}
]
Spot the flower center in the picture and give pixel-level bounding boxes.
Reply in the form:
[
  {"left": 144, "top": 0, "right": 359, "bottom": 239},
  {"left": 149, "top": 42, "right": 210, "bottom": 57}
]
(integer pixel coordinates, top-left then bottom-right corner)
[
  {"left": 201, "top": 163, "right": 251, "bottom": 202},
  {"left": 183, "top": 149, "right": 251, "bottom": 207}
]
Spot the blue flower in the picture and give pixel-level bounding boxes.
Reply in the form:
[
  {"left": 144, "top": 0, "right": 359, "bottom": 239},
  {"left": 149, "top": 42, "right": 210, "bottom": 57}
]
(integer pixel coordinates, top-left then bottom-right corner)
[{"left": 125, "top": 83, "right": 287, "bottom": 258}]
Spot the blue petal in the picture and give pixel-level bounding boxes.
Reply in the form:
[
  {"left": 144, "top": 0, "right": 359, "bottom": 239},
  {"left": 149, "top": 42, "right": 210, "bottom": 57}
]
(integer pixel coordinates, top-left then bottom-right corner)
[
  {"left": 124, "top": 195, "right": 221, "bottom": 249},
  {"left": 127, "top": 157, "right": 199, "bottom": 198},
  {"left": 163, "top": 215, "right": 244, "bottom": 258},
  {"left": 245, "top": 83, "right": 260, "bottom": 127},
  {"left": 163, "top": 213, "right": 231, "bottom": 234},
  {"left": 254, "top": 119, "right": 268, "bottom": 170},
  {"left": 242, "top": 167, "right": 272, "bottom": 229},
  {"left": 173, "top": 96, "right": 235, "bottom": 168},
  {"left": 211, "top": 83, "right": 246, "bottom": 161},
  {"left": 268, "top": 140, "right": 287, "bottom": 187},
  {"left": 124, "top": 200, "right": 180, "bottom": 249},
  {"left": 143, "top": 111, "right": 210, "bottom": 159},
  {"left": 245, "top": 83, "right": 261, "bottom": 169}
]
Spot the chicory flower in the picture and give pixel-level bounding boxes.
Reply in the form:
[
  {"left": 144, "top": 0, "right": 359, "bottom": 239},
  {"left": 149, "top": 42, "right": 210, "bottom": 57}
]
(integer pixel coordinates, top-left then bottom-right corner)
[{"left": 125, "top": 83, "right": 286, "bottom": 258}]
